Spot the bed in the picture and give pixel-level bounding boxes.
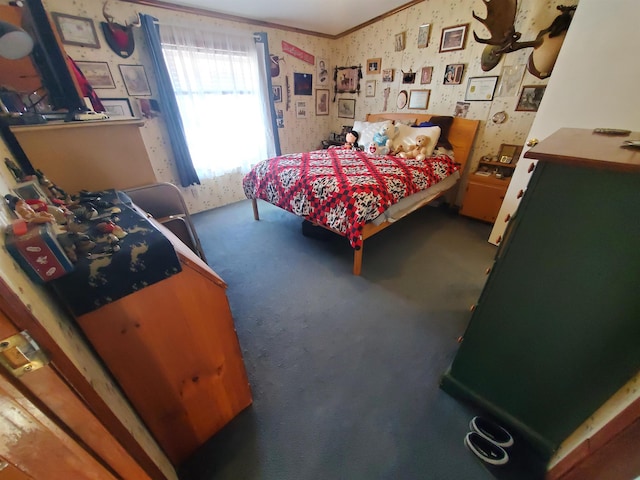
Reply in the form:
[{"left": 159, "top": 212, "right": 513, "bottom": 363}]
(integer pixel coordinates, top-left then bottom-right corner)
[{"left": 243, "top": 113, "right": 479, "bottom": 275}]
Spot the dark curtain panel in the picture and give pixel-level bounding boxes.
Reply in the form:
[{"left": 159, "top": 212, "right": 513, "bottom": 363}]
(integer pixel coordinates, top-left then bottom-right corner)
[
  {"left": 254, "top": 32, "right": 281, "bottom": 157},
  {"left": 140, "top": 14, "right": 200, "bottom": 187}
]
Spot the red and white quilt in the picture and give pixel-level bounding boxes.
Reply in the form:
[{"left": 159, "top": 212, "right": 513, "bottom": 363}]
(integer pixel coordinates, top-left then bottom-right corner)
[{"left": 242, "top": 148, "right": 459, "bottom": 249}]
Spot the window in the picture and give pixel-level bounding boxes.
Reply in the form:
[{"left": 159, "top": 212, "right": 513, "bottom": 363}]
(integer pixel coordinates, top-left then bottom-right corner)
[{"left": 160, "top": 26, "right": 275, "bottom": 178}]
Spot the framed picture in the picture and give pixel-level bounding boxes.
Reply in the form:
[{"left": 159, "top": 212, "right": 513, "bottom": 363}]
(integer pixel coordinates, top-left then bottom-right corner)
[
  {"left": 12, "top": 179, "right": 49, "bottom": 204},
  {"left": 365, "top": 80, "right": 376, "bottom": 97},
  {"left": 402, "top": 70, "right": 416, "bottom": 84},
  {"left": 497, "top": 144, "right": 523, "bottom": 164},
  {"left": 396, "top": 90, "right": 408, "bottom": 109},
  {"left": 420, "top": 66, "right": 433, "bottom": 85},
  {"left": 454, "top": 101, "right": 470, "bottom": 118},
  {"left": 417, "top": 24, "right": 431, "bottom": 48},
  {"left": 315, "top": 89, "right": 329, "bottom": 116},
  {"left": 367, "top": 58, "right": 381, "bottom": 74},
  {"left": 316, "top": 59, "right": 329, "bottom": 86},
  {"left": 395, "top": 32, "right": 406, "bottom": 52},
  {"left": 382, "top": 69, "right": 394, "bottom": 82},
  {"left": 443, "top": 64, "right": 465, "bottom": 85},
  {"left": 119, "top": 65, "right": 151, "bottom": 96},
  {"left": 272, "top": 85, "right": 282, "bottom": 103},
  {"left": 516, "top": 85, "right": 547, "bottom": 112},
  {"left": 276, "top": 109, "right": 284, "bottom": 128},
  {"left": 337, "top": 98, "right": 355, "bottom": 119},
  {"left": 101, "top": 98, "right": 134, "bottom": 118},
  {"left": 75, "top": 61, "right": 115, "bottom": 89},
  {"left": 294, "top": 73, "right": 313, "bottom": 95},
  {"left": 439, "top": 24, "right": 469, "bottom": 53},
  {"left": 51, "top": 12, "right": 100, "bottom": 48},
  {"left": 335, "top": 66, "right": 361, "bottom": 94},
  {"left": 408, "top": 89, "right": 430, "bottom": 110},
  {"left": 296, "top": 101, "right": 307, "bottom": 119},
  {"left": 465, "top": 76, "right": 499, "bottom": 101},
  {"left": 496, "top": 64, "right": 526, "bottom": 97}
]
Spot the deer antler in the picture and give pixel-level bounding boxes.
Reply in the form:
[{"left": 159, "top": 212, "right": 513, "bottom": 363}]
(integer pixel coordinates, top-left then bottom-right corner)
[
  {"left": 472, "top": 0, "right": 518, "bottom": 46},
  {"left": 102, "top": 1, "right": 115, "bottom": 24}
]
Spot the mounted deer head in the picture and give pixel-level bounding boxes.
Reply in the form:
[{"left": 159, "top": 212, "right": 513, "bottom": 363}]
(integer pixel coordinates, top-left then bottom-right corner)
[
  {"left": 101, "top": 1, "right": 140, "bottom": 59},
  {"left": 472, "top": 1, "right": 576, "bottom": 78}
]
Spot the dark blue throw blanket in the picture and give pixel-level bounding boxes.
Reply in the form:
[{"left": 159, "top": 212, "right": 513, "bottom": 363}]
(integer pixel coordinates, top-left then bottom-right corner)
[{"left": 51, "top": 190, "right": 182, "bottom": 316}]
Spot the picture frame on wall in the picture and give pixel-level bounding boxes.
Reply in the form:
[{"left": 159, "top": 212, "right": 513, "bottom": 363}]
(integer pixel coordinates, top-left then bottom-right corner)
[
  {"left": 293, "top": 73, "right": 313, "bottom": 95},
  {"left": 443, "top": 64, "right": 465, "bottom": 85},
  {"left": 465, "top": 76, "right": 499, "bottom": 101},
  {"left": 417, "top": 24, "right": 431, "bottom": 48},
  {"left": 365, "top": 80, "right": 376, "bottom": 97},
  {"left": 439, "top": 24, "right": 468, "bottom": 53},
  {"left": 382, "top": 69, "right": 394, "bottom": 82},
  {"left": 272, "top": 85, "right": 282, "bottom": 103},
  {"left": 315, "top": 89, "right": 329, "bottom": 116},
  {"left": 51, "top": 12, "right": 100, "bottom": 48},
  {"left": 296, "top": 100, "right": 307, "bottom": 119},
  {"left": 119, "top": 65, "right": 152, "bottom": 96},
  {"left": 316, "top": 59, "right": 329, "bottom": 86},
  {"left": 337, "top": 98, "right": 355, "bottom": 119},
  {"left": 335, "top": 66, "right": 361, "bottom": 94},
  {"left": 408, "top": 89, "right": 430, "bottom": 110},
  {"left": 516, "top": 85, "right": 547, "bottom": 112},
  {"left": 101, "top": 98, "right": 134, "bottom": 118},
  {"left": 75, "top": 61, "right": 116, "bottom": 89},
  {"left": 367, "top": 58, "right": 381, "bottom": 74},
  {"left": 420, "top": 66, "right": 433, "bottom": 85},
  {"left": 395, "top": 32, "right": 406, "bottom": 52}
]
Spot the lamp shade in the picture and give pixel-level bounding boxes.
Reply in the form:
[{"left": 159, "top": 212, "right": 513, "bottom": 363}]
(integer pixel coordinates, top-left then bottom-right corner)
[{"left": 0, "top": 20, "right": 34, "bottom": 60}]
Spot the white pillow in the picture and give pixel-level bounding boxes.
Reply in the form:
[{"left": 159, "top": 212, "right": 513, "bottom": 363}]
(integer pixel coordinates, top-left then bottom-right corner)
[
  {"left": 352, "top": 120, "right": 389, "bottom": 149},
  {"left": 394, "top": 124, "right": 441, "bottom": 157}
]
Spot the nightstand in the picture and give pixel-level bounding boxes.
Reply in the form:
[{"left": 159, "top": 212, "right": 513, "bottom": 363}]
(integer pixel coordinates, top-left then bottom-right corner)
[{"left": 459, "top": 157, "right": 517, "bottom": 223}]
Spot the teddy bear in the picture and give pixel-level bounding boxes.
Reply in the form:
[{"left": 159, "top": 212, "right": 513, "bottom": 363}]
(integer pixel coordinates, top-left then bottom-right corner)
[
  {"left": 398, "top": 135, "right": 430, "bottom": 161},
  {"left": 371, "top": 121, "right": 400, "bottom": 156}
]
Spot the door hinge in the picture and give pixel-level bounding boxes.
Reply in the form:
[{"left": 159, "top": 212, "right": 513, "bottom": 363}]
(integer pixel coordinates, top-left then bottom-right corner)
[{"left": 0, "top": 331, "right": 49, "bottom": 378}]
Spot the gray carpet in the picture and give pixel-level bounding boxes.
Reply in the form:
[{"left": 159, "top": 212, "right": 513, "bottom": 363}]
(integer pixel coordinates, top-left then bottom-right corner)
[{"left": 180, "top": 200, "right": 545, "bottom": 480}]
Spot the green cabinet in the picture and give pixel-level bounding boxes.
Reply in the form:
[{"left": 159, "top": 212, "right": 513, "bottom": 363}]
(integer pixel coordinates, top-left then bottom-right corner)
[{"left": 441, "top": 128, "right": 640, "bottom": 458}]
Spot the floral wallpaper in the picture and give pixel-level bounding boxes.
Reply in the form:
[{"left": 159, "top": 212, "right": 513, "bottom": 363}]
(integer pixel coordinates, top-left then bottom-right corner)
[{"left": 31, "top": 0, "right": 564, "bottom": 212}]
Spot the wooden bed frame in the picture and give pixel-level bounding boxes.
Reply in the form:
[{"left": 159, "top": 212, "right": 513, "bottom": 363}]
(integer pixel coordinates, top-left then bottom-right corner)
[{"left": 251, "top": 113, "right": 480, "bottom": 275}]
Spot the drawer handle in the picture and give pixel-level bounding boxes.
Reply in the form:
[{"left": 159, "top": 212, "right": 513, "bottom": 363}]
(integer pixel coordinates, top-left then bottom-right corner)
[
  {"left": 469, "top": 304, "right": 476, "bottom": 312},
  {"left": 504, "top": 213, "right": 511, "bottom": 222},
  {"left": 485, "top": 267, "right": 491, "bottom": 275},
  {"left": 528, "top": 162, "right": 535, "bottom": 173},
  {"left": 516, "top": 189, "right": 524, "bottom": 199},
  {"left": 496, "top": 235, "right": 502, "bottom": 244}
]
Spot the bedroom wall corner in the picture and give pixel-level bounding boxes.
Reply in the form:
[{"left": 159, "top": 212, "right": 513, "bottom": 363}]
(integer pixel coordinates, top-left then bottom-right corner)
[{"left": 331, "top": 0, "right": 574, "bottom": 205}]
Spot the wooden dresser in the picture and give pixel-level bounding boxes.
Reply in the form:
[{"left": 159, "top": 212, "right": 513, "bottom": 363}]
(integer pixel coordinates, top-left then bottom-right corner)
[
  {"left": 69, "top": 220, "right": 252, "bottom": 465},
  {"left": 441, "top": 128, "right": 640, "bottom": 458}
]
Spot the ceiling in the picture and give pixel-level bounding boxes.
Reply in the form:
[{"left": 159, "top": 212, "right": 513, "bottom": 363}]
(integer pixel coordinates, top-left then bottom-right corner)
[{"left": 155, "top": 0, "right": 420, "bottom": 37}]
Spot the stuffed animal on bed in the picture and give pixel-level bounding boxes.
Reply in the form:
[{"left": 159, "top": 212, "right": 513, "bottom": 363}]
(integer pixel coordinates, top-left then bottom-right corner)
[
  {"left": 398, "top": 135, "right": 430, "bottom": 161},
  {"left": 371, "top": 121, "right": 400, "bottom": 156}
]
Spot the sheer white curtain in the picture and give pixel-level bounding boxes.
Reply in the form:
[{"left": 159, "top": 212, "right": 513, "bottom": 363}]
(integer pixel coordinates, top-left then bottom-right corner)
[{"left": 159, "top": 24, "right": 275, "bottom": 178}]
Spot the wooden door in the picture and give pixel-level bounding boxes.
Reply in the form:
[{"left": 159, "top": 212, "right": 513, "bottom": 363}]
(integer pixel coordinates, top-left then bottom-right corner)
[
  {"left": 0, "top": 369, "right": 118, "bottom": 480},
  {"left": 0, "top": 301, "right": 154, "bottom": 479}
]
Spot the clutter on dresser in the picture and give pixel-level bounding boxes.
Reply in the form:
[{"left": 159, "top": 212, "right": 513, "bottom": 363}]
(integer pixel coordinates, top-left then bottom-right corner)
[{"left": 3, "top": 170, "right": 181, "bottom": 299}]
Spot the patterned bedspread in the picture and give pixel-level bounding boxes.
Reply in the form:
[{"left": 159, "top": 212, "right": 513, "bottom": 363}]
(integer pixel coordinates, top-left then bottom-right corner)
[{"left": 242, "top": 148, "right": 459, "bottom": 249}]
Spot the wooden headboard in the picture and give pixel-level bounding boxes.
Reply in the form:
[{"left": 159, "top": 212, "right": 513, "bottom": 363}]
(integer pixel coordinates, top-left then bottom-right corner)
[{"left": 366, "top": 113, "right": 480, "bottom": 171}]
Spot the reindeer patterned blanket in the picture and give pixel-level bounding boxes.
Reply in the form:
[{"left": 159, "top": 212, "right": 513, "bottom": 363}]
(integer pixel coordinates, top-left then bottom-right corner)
[
  {"left": 51, "top": 191, "right": 182, "bottom": 316},
  {"left": 243, "top": 148, "right": 459, "bottom": 249}
]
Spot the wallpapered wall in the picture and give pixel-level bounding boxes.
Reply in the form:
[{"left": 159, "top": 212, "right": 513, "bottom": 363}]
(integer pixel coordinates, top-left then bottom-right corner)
[{"left": 10, "top": 0, "right": 562, "bottom": 214}]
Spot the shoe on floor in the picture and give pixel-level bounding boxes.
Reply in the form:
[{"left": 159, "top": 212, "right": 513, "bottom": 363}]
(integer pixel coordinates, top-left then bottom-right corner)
[
  {"left": 464, "top": 431, "right": 509, "bottom": 466},
  {"left": 469, "top": 416, "right": 514, "bottom": 448}
]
